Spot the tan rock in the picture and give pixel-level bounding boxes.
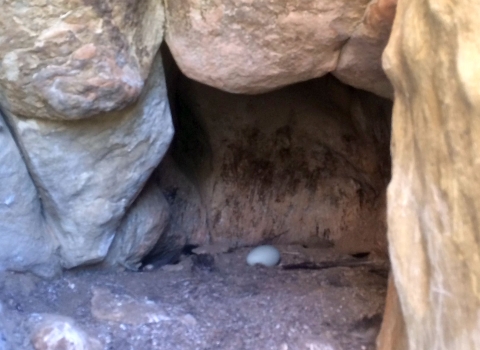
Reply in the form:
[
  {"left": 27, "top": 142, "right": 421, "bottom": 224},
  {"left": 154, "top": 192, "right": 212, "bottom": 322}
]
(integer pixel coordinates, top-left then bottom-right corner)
[
  {"left": 0, "top": 0, "right": 164, "bottom": 120},
  {"left": 376, "top": 276, "right": 408, "bottom": 350},
  {"left": 165, "top": 0, "right": 394, "bottom": 96},
  {"left": 104, "top": 180, "right": 171, "bottom": 271},
  {"left": 30, "top": 314, "right": 102, "bottom": 350},
  {"left": 383, "top": 0, "right": 480, "bottom": 347},
  {"left": 334, "top": 0, "right": 396, "bottom": 98}
]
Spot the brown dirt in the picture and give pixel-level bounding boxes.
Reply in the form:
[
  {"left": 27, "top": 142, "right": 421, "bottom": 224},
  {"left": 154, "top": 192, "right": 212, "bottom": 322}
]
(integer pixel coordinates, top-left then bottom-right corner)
[{"left": 0, "top": 245, "right": 387, "bottom": 350}]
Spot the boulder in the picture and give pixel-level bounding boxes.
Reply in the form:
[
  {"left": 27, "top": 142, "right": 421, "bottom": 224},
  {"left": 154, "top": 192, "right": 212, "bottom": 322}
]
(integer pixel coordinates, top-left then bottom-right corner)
[
  {"left": 104, "top": 180, "right": 171, "bottom": 271},
  {"left": 3, "top": 52, "right": 174, "bottom": 268},
  {"left": 382, "top": 0, "right": 480, "bottom": 348},
  {"left": 164, "top": 0, "right": 395, "bottom": 96},
  {"left": 0, "top": 0, "right": 164, "bottom": 120}
]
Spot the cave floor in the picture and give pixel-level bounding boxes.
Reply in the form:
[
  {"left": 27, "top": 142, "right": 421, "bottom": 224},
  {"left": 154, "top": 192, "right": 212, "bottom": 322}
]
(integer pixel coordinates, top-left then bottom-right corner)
[{"left": 0, "top": 245, "right": 388, "bottom": 350}]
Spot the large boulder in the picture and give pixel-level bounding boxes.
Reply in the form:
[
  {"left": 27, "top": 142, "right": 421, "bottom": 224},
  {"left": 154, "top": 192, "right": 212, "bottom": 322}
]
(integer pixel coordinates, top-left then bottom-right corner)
[
  {"left": 164, "top": 0, "right": 395, "bottom": 97},
  {"left": 0, "top": 0, "right": 164, "bottom": 120},
  {"left": 382, "top": 0, "right": 480, "bottom": 348},
  {"left": 3, "top": 52, "right": 174, "bottom": 269}
]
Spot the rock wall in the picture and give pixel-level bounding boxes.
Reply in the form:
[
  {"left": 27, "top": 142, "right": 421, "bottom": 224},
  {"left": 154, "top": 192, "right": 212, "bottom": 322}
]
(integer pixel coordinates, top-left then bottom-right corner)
[
  {"left": 168, "top": 71, "right": 392, "bottom": 252},
  {"left": 381, "top": 0, "right": 480, "bottom": 348}
]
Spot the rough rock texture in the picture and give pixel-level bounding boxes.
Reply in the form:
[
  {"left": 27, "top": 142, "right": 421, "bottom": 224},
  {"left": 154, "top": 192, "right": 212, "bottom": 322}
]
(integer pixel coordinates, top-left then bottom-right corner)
[
  {"left": 155, "top": 154, "right": 209, "bottom": 246},
  {"left": 382, "top": 0, "right": 480, "bottom": 348},
  {"left": 0, "top": 112, "right": 58, "bottom": 277},
  {"left": 104, "top": 180, "right": 171, "bottom": 271},
  {"left": 333, "top": 0, "right": 397, "bottom": 98},
  {"left": 0, "top": 0, "right": 164, "bottom": 120},
  {"left": 164, "top": 0, "right": 395, "bottom": 97},
  {"left": 376, "top": 276, "right": 407, "bottom": 350},
  {"left": 91, "top": 288, "right": 171, "bottom": 326},
  {"left": 3, "top": 53, "right": 174, "bottom": 269},
  {"left": 30, "top": 314, "right": 102, "bottom": 350},
  {"left": 171, "top": 72, "right": 391, "bottom": 252}
]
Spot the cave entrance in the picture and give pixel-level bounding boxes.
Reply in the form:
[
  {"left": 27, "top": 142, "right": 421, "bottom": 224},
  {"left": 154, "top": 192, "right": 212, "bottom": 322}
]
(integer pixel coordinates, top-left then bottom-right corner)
[{"left": 144, "top": 47, "right": 393, "bottom": 349}]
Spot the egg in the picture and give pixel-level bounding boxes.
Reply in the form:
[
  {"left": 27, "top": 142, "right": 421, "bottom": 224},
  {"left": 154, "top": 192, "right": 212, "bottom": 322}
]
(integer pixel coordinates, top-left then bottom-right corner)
[{"left": 246, "top": 245, "right": 281, "bottom": 267}]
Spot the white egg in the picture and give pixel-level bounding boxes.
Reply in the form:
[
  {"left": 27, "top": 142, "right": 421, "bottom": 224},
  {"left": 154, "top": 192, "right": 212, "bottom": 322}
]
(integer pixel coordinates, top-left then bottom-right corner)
[{"left": 246, "top": 245, "right": 281, "bottom": 267}]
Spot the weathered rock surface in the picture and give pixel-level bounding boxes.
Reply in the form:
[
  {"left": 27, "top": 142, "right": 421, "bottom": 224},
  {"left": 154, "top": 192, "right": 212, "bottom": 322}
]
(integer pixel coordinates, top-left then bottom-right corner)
[
  {"left": 0, "top": 112, "right": 58, "bottom": 277},
  {"left": 0, "top": 0, "right": 164, "bottom": 120},
  {"left": 105, "top": 180, "right": 171, "bottom": 271},
  {"left": 333, "top": 0, "right": 397, "bottom": 98},
  {"left": 382, "top": 0, "right": 480, "bottom": 348},
  {"left": 165, "top": 0, "right": 395, "bottom": 97},
  {"left": 3, "top": 53, "right": 174, "bottom": 268},
  {"left": 30, "top": 314, "right": 102, "bottom": 350},
  {"left": 170, "top": 73, "right": 391, "bottom": 252},
  {"left": 376, "top": 276, "right": 407, "bottom": 349},
  {"left": 91, "top": 288, "right": 171, "bottom": 325},
  {"left": 155, "top": 154, "right": 209, "bottom": 246}
]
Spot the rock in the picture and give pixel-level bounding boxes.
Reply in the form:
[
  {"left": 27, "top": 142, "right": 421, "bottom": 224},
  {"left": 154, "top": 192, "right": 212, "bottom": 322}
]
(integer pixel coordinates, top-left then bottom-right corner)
[
  {"left": 382, "top": 0, "right": 480, "bottom": 348},
  {"left": 30, "top": 314, "right": 102, "bottom": 350},
  {"left": 3, "top": 52, "right": 174, "bottom": 268},
  {"left": 0, "top": 0, "right": 164, "bottom": 120},
  {"left": 155, "top": 153, "right": 209, "bottom": 246},
  {"left": 333, "top": 0, "right": 396, "bottom": 98},
  {"left": 0, "top": 111, "right": 59, "bottom": 277},
  {"left": 376, "top": 276, "right": 407, "bottom": 350},
  {"left": 105, "top": 180, "right": 171, "bottom": 271},
  {"left": 91, "top": 288, "right": 170, "bottom": 326},
  {"left": 170, "top": 73, "right": 391, "bottom": 252},
  {"left": 165, "top": 0, "right": 394, "bottom": 96}
]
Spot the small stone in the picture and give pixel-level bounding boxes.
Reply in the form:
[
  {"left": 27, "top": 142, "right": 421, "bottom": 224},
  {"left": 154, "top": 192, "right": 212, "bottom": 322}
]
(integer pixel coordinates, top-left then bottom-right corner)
[
  {"left": 91, "top": 288, "right": 170, "bottom": 326},
  {"left": 30, "top": 314, "right": 102, "bottom": 350}
]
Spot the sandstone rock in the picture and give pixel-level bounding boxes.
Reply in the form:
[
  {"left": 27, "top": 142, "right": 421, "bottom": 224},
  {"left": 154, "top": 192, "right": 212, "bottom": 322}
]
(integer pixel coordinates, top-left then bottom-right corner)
[
  {"left": 170, "top": 73, "right": 391, "bottom": 252},
  {"left": 165, "top": 0, "right": 393, "bottom": 96},
  {"left": 3, "top": 52, "right": 174, "bottom": 268},
  {"left": 0, "top": 0, "right": 164, "bottom": 120},
  {"left": 91, "top": 288, "right": 170, "bottom": 326},
  {"left": 382, "top": 0, "right": 480, "bottom": 348},
  {"left": 30, "top": 314, "right": 102, "bottom": 350},
  {"left": 376, "top": 276, "right": 408, "bottom": 350},
  {"left": 0, "top": 111, "right": 58, "bottom": 277},
  {"left": 104, "top": 180, "right": 171, "bottom": 271},
  {"left": 334, "top": 0, "right": 396, "bottom": 98}
]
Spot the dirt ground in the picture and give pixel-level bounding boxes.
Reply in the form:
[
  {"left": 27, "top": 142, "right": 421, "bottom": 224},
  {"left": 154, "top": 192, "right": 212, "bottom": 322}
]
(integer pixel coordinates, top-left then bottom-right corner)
[{"left": 0, "top": 245, "right": 388, "bottom": 350}]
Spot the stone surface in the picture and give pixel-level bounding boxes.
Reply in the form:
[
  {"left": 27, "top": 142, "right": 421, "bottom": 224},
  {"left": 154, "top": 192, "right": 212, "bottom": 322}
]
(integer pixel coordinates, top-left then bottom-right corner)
[
  {"left": 0, "top": 0, "right": 164, "bottom": 120},
  {"left": 0, "top": 111, "right": 58, "bottom": 277},
  {"left": 91, "top": 288, "right": 170, "bottom": 325},
  {"left": 165, "top": 0, "right": 394, "bottom": 96},
  {"left": 333, "top": 0, "right": 397, "bottom": 98},
  {"left": 383, "top": 0, "right": 480, "bottom": 348},
  {"left": 3, "top": 53, "right": 174, "bottom": 268},
  {"left": 105, "top": 180, "right": 171, "bottom": 271},
  {"left": 376, "top": 276, "right": 407, "bottom": 350},
  {"left": 30, "top": 314, "right": 102, "bottom": 350},
  {"left": 170, "top": 73, "right": 391, "bottom": 252},
  {"left": 155, "top": 153, "right": 209, "bottom": 246}
]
